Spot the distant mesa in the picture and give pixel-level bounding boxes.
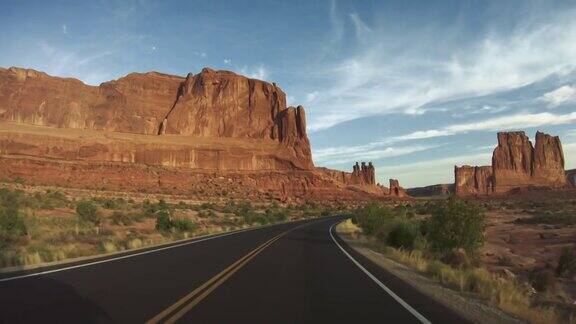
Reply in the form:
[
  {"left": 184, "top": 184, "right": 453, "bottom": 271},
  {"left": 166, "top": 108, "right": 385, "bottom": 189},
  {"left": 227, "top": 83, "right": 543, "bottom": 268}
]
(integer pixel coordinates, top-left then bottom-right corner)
[
  {"left": 455, "top": 131, "right": 567, "bottom": 196},
  {"left": 0, "top": 66, "right": 409, "bottom": 201},
  {"left": 406, "top": 184, "right": 453, "bottom": 197}
]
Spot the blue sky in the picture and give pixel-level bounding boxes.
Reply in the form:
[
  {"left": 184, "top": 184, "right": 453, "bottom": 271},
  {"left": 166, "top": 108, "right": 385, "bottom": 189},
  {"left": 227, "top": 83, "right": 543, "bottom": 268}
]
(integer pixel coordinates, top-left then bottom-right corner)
[{"left": 1, "top": 0, "right": 576, "bottom": 187}]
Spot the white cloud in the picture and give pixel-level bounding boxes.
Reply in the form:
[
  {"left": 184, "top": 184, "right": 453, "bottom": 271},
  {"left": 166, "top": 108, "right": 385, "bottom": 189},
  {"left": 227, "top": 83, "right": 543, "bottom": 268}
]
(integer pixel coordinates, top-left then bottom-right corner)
[
  {"left": 223, "top": 59, "right": 231, "bottom": 64},
  {"left": 305, "top": 91, "right": 319, "bottom": 103},
  {"left": 240, "top": 65, "right": 269, "bottom": 81},
  {"left": 385, "top": 112, "right": 576, "bottom": 143},
  {"left": 541, "top": 85, "right": 576, "bottom": 106},
  {"left": 313, "top": 142, "right": 437, "bottom": 165},
  {"left": 151, "top": 46, "right": 156, "bottom": 51},
  {"left": 62, "top": 24, "right": 68, "bottom": 34},
  {"left": 305, "top": 6, "right": 576, "bottom": 132},
  {"left": 36, "top": 41, "right": 113, "bottom": 85}
]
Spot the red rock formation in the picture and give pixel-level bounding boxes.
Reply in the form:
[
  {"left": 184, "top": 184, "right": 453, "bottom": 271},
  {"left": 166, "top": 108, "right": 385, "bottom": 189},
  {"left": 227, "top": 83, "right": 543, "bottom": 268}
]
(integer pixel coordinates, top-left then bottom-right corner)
[
  {"left": 454, "top": 166, "right": 493, "bottom": 196},
  {"left": 350, "top": 161, "right": 375, "bottom": 186},
  {"left": 455, "top": 131, "right": 566, "bottom": 195},
  {"left": 315, "top": 163, "right": 409, "bottom": 198},
  {"left": 388, "top": 179, "right": 408, "bottom": 197},
  {"left": 533, "top": 131, "right": 565, "bottom": 187},
  {"left": 0, "top": 67, "right": 313, "bottom": 170},
  {"left": 0, "top": 66, "right": 410, "bottom": 201}
]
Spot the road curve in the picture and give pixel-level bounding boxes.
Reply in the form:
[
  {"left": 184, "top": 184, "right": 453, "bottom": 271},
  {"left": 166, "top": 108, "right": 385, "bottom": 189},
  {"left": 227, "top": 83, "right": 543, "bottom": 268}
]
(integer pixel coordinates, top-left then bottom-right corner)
[{"left": 0, "top": 217, "right": 467, "bottom": 323}]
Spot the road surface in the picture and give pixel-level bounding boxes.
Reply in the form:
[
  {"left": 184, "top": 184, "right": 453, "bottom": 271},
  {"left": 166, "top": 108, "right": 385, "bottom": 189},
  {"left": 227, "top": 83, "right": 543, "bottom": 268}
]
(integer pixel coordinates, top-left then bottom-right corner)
[{"left": 0, "top": 217, "right": 467, "bottom": 323}]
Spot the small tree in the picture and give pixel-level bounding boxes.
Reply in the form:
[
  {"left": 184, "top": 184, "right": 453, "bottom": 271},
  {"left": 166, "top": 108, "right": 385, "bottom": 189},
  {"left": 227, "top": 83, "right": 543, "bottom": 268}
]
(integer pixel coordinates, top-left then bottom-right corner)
[
  {"left": 76, "top": 200, "right": 101, "bottom": 225},
  {"left": 427, "top": 198, "right": 485, "bottom": 257}
]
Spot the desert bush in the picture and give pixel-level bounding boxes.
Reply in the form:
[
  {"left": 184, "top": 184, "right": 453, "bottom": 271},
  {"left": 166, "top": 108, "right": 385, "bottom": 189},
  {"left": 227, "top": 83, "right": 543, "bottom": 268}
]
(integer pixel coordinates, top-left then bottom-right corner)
[
  {"left": 76, "top": 201, "right": 101, "bottom": 225},
  {"left": 353, "top": 203, "right": 396, "bottom": 236},
  {"left": 155, "top": 210, "right": 196, "bottom": 233},
  {"left": 155, "top": 210, "right": 172, "bottom": 232},
  {"left": 265, "top": 208, "right": 289, "bottom": 223},
  {"left": 556, "top": 246, "right": 576, "bottom": 277},
  {"left": 386, "top": 220, "right": 420, "bottom": 250},
  {"left": 172, "top": 218, "right": 196, "bottom": 232},
  {"left": 427, "top": 198, "right": 485, "bottom": 257},
  {"left": 0, "top": 188, "right": 26, "bottom": 208},
  {"left": 143, "top": 199, "right": 170, "bottom": 217},
  {"left": 0, "top": 207, "right": 27, "bottom": 238}
]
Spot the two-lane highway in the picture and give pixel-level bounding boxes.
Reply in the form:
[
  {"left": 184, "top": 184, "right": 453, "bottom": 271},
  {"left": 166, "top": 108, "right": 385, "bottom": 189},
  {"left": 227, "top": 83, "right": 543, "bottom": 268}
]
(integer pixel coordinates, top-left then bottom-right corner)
[{"left": 0, "top": 217, "right": 466, "bottom": 323}]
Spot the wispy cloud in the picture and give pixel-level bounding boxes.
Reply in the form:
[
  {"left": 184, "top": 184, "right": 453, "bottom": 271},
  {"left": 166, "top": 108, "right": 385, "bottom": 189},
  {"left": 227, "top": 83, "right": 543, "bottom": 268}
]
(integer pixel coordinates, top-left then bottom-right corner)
[
  {"left": 240, "top": 65, "right": 269, "bottom": 81},
  {"left": 37, "top": 41, "right": 114, "bottom": 85},
  {"left": 313, "top": 142, "right": 438, "bottom": 165},
  {"left": 305, "top": 4, "right": 576, "bottom": 132},
  {"left": 541, "top": 85, "right": 576, "bottom": 107},
  {"left": 385, "top": 111, "right": 576, "bottom": 143},
  {"left": 61, "top": 24, "right": 68, "bottom": 34}
]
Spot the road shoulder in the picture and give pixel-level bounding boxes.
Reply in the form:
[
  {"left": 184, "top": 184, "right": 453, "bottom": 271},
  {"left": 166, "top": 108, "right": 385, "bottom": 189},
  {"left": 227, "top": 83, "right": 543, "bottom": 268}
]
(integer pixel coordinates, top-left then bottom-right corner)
[{"left": 335, "top": 224, "right": 524, "bottom": 324}]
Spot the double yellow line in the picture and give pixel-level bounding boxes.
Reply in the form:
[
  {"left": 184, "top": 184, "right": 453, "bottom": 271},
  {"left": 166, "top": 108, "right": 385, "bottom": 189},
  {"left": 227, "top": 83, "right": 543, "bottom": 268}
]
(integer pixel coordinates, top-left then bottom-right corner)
[{"left": 146, "top": 224, "right": 306, "bottom": 323}]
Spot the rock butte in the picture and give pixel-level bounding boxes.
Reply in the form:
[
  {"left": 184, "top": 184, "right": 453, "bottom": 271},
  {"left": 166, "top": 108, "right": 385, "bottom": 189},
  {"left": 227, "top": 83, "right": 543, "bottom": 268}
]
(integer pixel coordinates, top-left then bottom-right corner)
[
  {"left": 0, "top": 67, "right": 407, "bottom": 201},
  {"left": 455, "top": 131, "right": 567, "bottom": 196}
]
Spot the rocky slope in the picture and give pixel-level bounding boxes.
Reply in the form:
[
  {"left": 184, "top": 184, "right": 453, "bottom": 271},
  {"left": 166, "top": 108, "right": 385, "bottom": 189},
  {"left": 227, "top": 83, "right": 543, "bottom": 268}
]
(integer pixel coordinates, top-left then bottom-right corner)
[
  {"left": 0, "top": 67, "right": 407, "bottom": 201},
  {"left": 455, "top": 131, "right": 566, "bottom": 195}
]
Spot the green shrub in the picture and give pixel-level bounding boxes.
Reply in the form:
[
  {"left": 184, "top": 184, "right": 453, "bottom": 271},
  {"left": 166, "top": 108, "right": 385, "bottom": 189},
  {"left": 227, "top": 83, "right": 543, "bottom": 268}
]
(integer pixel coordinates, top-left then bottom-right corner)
[
  {"left": 172, "top": 218, "right": 196, "bottom": 232},
  {"left": 387, "top": 220, "right": 420, "bottom": 250},
  {"left": 76, "top": 201, "right": 101, "bottom": 225},
  {"left": 0, "top": 207, "right": 27, "bottom": 237},
  {"left": 0, "top": 188, "right": 25, "bottom": 209},
  {"left": 353, "top": 203, "right": 396, "bottom": 236},
  {"left": 155, "top": 210, "right": 196, "bottom": 233},
  {"left": 427, "top": 198, "right": 485, "bottom": 257},
  {"left": 155, "top": 211, "right": 172, "bottom": 232}
]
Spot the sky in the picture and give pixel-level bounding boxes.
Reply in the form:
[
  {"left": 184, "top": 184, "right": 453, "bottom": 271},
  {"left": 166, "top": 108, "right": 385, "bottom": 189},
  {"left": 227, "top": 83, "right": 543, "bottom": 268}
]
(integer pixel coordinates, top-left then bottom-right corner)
[{"left": 1, "top": 0, "right": 576, "bottom": 187}]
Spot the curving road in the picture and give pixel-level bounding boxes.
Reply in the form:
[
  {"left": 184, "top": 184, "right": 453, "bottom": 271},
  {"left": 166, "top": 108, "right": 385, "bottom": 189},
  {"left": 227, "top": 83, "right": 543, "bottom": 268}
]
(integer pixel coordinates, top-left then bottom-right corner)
[{"left": 0, "top": 217, "right": 467, "bottom": 323}]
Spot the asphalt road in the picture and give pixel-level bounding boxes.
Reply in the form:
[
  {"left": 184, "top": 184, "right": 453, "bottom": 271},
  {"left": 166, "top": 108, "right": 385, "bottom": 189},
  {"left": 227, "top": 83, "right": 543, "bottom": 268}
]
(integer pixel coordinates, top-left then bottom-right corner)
[{"left": 0, "top": 217, "right": 467, "bottom": 323}]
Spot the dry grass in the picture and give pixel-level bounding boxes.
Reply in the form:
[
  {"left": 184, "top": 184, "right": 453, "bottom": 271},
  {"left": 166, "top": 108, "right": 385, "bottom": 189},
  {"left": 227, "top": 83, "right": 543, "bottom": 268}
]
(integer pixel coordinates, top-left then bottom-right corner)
[{"left": 372, "top": 243, "right": 562, "bottom": 323}]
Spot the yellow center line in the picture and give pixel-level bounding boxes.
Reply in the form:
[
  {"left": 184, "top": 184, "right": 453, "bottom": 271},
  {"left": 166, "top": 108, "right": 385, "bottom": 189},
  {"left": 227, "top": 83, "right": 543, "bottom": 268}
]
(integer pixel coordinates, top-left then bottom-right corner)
[
  {"left": 146, "top": 221, "right": 314, "bottom": 324},
  {"left": 164, "top": 235, "right": 284, "bottom": 323}
]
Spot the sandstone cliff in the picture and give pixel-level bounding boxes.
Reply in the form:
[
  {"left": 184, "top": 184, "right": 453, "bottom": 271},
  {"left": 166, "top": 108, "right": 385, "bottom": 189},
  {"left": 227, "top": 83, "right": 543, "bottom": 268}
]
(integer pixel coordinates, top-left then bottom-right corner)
[
  {"left": 0, "top": 66, "right": 409, "bottom": 201},
  {"left": 0, "top": 67, "right": 312, "bottom": 170},
  {"left": 455, "top": 131, "right": 566, "bottom": 195}
]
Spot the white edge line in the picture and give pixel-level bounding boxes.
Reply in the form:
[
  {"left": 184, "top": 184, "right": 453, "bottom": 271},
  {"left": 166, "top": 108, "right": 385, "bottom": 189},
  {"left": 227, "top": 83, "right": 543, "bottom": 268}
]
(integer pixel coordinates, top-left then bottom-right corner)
[
  {"left": 0, "top": 220, "right": 300, "bottom": 283},
  {"left": 329, "top": 222, "right": 432, "bottom": 324}
]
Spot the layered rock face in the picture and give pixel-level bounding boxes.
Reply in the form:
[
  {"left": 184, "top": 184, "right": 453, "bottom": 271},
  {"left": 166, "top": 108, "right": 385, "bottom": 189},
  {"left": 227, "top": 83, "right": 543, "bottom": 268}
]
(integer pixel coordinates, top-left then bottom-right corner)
[
  {"left": 0, "top": 66, "right": 410, "bottom": 201},
  {"left": 455, "top": 131, "right": 567, "bottom": 195},
  {"left": 0, "top": 67, "right": 312, "bottom": 170},
  {"left": 454, "top": 166, "right": 493, "bottom": 195}
]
